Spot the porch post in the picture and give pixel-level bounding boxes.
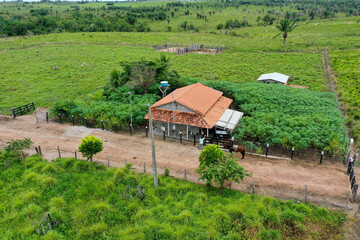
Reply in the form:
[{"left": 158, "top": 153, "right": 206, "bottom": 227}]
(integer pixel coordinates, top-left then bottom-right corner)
[
  {"left": 206, "top": 128, "right": 209, "bottom": 136},
  {"left": 186, "top": 125, "right": 189, "bottom": 139},
  {"left": 168, "top": 122, "right": 170, "bottom": 136}
]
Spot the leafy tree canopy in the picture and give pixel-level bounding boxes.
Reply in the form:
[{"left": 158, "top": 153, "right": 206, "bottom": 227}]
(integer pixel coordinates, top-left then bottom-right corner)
[
  {"left": 78, "top": 135, "right": 103, "bottom": 162},
  {"left": 196, "top": 145, "right": 250, "bottom": 191}
]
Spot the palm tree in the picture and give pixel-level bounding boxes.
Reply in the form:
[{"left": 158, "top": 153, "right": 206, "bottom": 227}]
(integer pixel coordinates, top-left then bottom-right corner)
[{"left": 274, "top": 17, "right": 297, "bottom": 51}]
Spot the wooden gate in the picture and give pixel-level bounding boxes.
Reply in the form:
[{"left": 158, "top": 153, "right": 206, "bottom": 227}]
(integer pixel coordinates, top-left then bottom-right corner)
[{"left": 11, "top": 102, "right": 35, "bottom": 118}]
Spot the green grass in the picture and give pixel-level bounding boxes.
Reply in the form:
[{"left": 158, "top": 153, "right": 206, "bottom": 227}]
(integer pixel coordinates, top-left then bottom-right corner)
[
  {"left": 1, "top": 17, "right": 360, "bottom": 52},
  {"left": 0, "top": 42, "right": 325, "bottom": 114},
  {"left": 330, "top": 50, "right": 360, "bottom": 141},
  {"left": 0, "top": 153, "right": 346, "bottom": 239}
]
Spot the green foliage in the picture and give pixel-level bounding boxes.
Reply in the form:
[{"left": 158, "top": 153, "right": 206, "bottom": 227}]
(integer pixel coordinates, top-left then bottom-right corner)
[
  {"left": 196, "top": 145, "right": 250, "bottom": 190},
  {"left": 0, "top": 154, "right": 346, "bottom": 239},
  {"left": 51, "top": 100, "right": 77, "bottom": 118},
  {"left": 165, "top": 167, "right": 170, "bottom": 177},
  {"left": 274, "top": 16, "right": 298, "bottom": 50},
  {"left": 4, "top": 138, "right": 33, "bottom": 159},
  {"left": 78, "top": 135, "right": 103, "bottom": 162},
  {"left": 207, "top": 82, "right": 348, "bottom": 153},
  {"left": 330, "top": 50, "right": 360, "bottom": 142}
]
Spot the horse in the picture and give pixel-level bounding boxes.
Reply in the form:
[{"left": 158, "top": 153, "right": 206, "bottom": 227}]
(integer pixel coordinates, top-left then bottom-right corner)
[{"left": 223, "top": 143, "right": 245, "bottom": 159}]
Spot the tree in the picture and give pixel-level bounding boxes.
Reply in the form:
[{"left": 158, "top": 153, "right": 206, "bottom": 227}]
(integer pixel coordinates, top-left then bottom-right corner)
[
  {"left": 129, "top": 63, "right": 156, "bottom": 94},
  {"left": 5, "top": 138, "right": 33, "bottom": 159},
  {"left": 274, "top": 16, "right": 297, "bottom": 50},
  {"left": 195, "top": 145, "right": 250, "bottom": 191},
  {"left": 78, "top": 135, "right": 103, "bottom": 162},
  {"left": 179, "top": 21, "right": 188, "bottom": 31},
  {"left": 262, "top": 14, "right": 275, "bottom": 25}
]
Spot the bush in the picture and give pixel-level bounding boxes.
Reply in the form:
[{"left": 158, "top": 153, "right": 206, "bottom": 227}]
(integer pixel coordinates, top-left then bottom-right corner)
[{"left": 78, "top": 135, "right": 103, "bottom": 162}]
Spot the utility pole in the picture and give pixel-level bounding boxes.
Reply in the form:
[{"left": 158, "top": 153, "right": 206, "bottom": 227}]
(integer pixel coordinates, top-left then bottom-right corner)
[
  {"left": 128, "top": 92, "right": 133, "bottom": 134},
  {"left": 147, "top": 103, "right": 158, "bottom": 187}
]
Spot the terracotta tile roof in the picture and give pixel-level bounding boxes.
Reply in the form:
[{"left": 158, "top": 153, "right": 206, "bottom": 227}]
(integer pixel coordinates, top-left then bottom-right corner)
[
  {"left": 203, "top": 96, "right": 232, "bottom": 128},
  {"left": 145, "top": 86, "right": 233, "bottom": 129},
  {"left": 152, "top": 83, "right": 223, "bottom": 115}
]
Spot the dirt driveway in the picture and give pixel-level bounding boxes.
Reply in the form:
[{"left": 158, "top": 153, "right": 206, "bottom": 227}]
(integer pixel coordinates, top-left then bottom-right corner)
[{"left": 0, "top": 114, "right": 353, "bottom": 205}]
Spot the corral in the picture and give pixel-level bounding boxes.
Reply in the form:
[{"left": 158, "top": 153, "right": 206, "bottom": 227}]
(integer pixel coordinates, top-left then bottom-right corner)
[{"left": 156, "top": 43, "right": 225, "bottom": 55}]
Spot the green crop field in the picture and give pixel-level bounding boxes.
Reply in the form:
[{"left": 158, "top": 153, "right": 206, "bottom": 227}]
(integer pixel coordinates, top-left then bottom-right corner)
[
  {"left": 0, "top": 153, "right": 346, "bottom": 239},
  {"left": 330, "top": 50, "right": 360, "bottom": 141}
]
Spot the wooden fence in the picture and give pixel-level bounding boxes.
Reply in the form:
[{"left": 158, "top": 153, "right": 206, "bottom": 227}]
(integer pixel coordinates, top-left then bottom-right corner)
[{"left": 11, "top": 102, "right": 35, "bottom": 118}]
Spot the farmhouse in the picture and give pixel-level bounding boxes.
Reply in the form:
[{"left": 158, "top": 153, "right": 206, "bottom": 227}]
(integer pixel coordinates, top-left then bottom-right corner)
[
  {"left": 257, "top": 72, "right": 289, "bottom": 84},
  {"left": 145, "top": 83, "right": 243, "bottom": 139}
]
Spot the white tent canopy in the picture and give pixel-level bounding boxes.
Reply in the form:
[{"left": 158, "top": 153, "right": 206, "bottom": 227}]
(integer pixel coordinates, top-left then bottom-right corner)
[
  {"left": 257, "top": 72, "right": 289, "bottom": 84},
  {"left": 215, "top": 109, "right": 244, "bottom": 132}
]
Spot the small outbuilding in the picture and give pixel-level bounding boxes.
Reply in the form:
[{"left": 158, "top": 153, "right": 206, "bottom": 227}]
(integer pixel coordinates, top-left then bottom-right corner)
[
  {"left": 145, "top": 83, "right": 243, "bottom": 139},
  {"left": 257, "top": 72, "right": 289, "bottom": 84}
]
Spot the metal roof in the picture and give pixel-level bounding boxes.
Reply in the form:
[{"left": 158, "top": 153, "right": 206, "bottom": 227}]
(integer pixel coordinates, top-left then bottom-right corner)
[
  {"left": 215, "top": 109, "right": 244, "bottom": 132},
  {"left": 257, "top": 72, "right": 289, "bottom": 84}
]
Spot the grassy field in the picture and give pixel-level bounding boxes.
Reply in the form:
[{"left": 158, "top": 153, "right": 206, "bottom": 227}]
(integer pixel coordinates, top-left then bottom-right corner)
[
  {"left": 1, "top": 17, "right": 360, "bottom": 52},
  {"left": 330, "top": 50, "right": 360, "bottom": 141},
  {"left": 0, "top": 153, "right": 346, "bottom": 239},
  {"left": 0, "top": 43, "right": 324, "bottom": 114}
]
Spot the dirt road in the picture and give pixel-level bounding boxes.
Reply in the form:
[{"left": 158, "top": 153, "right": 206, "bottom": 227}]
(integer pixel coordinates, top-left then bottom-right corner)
[{"left": 0, "top": 114, "right": 352, "bottom": 206}]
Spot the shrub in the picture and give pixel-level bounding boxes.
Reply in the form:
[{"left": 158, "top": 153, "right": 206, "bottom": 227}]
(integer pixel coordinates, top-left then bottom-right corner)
[{"left": 78, "top": 135, "right": 103, "bottom": 162}]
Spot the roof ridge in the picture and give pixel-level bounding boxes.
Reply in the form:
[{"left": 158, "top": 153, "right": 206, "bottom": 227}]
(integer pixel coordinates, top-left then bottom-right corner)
[{"left": 177, "top": 83, "right": 222, "bottom": 114}]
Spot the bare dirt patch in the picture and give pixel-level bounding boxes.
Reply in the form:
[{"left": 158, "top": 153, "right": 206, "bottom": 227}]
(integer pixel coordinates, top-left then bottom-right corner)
[{"left": 0, "top": 114, "right": 353, "bottom": 205}]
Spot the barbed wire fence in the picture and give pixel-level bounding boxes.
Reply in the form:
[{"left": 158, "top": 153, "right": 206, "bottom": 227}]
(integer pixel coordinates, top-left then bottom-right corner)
[
  {"left": 24, "top": 140, "right": 359, "bottom": 212},
  {"left": 31, "top": 110, "right": 360, "bottom": 210}
]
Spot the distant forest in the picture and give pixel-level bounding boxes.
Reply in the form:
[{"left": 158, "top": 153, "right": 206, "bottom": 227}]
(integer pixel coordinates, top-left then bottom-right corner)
[{"left": 0, "top": 0, "right": 359, "bottom": 37}]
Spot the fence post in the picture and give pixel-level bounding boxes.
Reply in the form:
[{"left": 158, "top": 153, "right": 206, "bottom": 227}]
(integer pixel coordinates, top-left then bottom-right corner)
[
  {"left": 163, "top": 130, "right": 166, "bottom": 141},
  {"left": 130, "top": 124, "right": 132, "bottom": 135},
  {"left": 144, "top": 162, "right": 146, "bottom": 173},
  {"left": 305, "top": 185, "right": 308, "bottom": 203},
  {"left": 184, "top": 169, "right": 187, "bottom": 180},
  {"left": 253, "top": 180, "right": 256, "bottom": 194},
  {"left": 346, "top": 192, "right": 350, "bottom": 207},
  {"left": 180, "top": 133, "right": 182, "bottom": 144},
  {"left": 107, "top": 156, "right": 110, "bottom": 167},
  {"left": 75, "top": 151, "right": 77, "bottom": 159},
  {"left": 72, "top": 115, "right": 74, "bottom": 126},
  {"left": 265, "top": 144, "right": 269, "bottom": 157},
  {"left": 114, "top": 122, "right": 117, "bottom": 132},
  {"left": 57, "top": 146, "right": 61, "bottom": 159},
  {"left": 320, "top": 151, "right": 324, "bottom": 164},
  {"left": 229, "top": 182, "right": 232, "bottom": 190},
  {"left": 46, "top": 112, "right": 49, "bottom": 123},
  {"left": 38, "top": 145, "right": 42, "bottom": 156},
  {"left": 58, "top": 113, "right": 62, "bottom": 124},
  {"left": 193, "top": 134, "right": 196, "bottom": 146},
  {"left": 250, "top": 141, "right": 253, "bottom": 153},
  {"left": 101, "top": 120, "right": 104, "bottom": 130},
  {"left": 164, "top": 166, "right": 167, "bottom": 175},
  {"left": 35, "top": 146, "right": 39, "bottom": 154},
  {"left": 85, "top": 117, "right": 88, "bottom": 128},
  {"left": 146, "top": 126, "right": 148, "bottom": 137},
  {"left": 291, "top": 147, "right": 294, "bottom": 160}
]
